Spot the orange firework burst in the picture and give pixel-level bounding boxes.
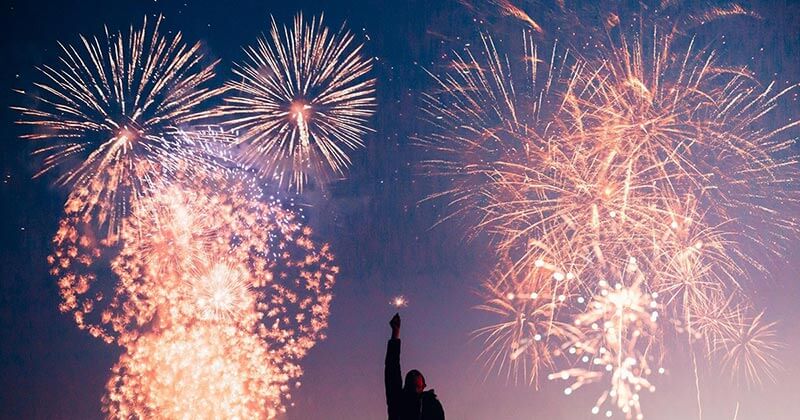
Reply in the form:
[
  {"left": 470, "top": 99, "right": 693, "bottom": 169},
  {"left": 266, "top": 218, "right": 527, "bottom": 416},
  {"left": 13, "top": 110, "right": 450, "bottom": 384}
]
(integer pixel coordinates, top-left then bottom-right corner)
[
  {"left": 13, "top": 16, "right": 223, "bottom": 236},
  {"left": 424, "top": 9, "right": 794, "bottom": 417},
  {"left": 103, "top": 322, "right": 287, "bottom": 419},
  {"left": 717, "top": 310, "right": 781, "bottom": 387},
  {"left": 219, "top": 13, "right": 376, "bottom": 191},
  {"left": 473, "top": 259, "right": 580, "bottom": 386},
  {"left": 51, "top": 169, "right": 337, "bottom": 358},
  {"left": 549, "top": 258, "right": 662, "bottom": 420}
]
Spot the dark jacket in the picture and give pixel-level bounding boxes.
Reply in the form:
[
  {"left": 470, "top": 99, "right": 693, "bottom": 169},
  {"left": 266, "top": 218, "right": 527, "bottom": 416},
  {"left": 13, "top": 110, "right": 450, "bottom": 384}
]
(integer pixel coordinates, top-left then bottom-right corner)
[{"left": 385, "top": 338, "right": 445, "bottom": 420}]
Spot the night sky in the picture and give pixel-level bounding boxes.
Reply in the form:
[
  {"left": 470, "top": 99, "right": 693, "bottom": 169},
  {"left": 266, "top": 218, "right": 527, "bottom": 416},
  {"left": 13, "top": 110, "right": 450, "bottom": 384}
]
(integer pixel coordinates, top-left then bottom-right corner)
[{"left": 2, "top": 1, "right": 800, "bottom": 419}]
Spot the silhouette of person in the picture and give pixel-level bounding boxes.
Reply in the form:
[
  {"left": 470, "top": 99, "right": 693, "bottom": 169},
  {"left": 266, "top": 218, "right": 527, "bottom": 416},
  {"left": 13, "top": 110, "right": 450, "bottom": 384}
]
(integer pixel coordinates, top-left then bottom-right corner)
[{"left": 385, "top": 313, "right": 445, "bottom": 420}]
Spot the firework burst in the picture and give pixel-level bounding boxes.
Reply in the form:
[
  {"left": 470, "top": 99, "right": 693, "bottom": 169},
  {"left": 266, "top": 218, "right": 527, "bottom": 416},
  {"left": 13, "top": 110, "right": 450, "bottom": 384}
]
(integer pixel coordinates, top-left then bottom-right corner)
[
  {"left": 549, "top": 258, "right": 662, "bottom": 420},
  {"left": 425, "top": 7, "right": 795, "bottom": 416},
  {"left": 14, "top": 16, "right": 223, "bottom": 236},
  {"left": 717, "top": 310, "right": 781, "bottom": 387},
  {"left": 51, "top": 169, "right": 337, "bottom": 358},
  {"left": 219, "top": 13, "right": 376, "bottom": 191},
  {"left": 103, "top": 322, "right": 288, "bottom": 419},
  {"left": 473, "top": 259, "right": 580, "bottom": 386}
]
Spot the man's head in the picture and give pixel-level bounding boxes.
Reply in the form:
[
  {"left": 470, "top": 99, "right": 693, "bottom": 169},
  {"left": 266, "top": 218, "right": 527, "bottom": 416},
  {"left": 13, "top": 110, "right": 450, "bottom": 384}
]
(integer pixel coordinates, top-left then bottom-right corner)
[{"left": 404, "top": 369, "right": 426, "bottom": 394}]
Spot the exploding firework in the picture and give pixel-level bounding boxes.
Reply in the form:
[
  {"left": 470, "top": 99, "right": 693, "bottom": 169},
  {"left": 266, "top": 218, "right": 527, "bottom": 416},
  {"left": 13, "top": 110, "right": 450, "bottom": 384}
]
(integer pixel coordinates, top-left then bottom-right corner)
[
  {"left": 717, "top": 310, "right": 781, "bottom": 387},
  {"left": 187, "top": 262, "right": 256, "bottom": 323},
  {"left": 14, "top": 16, "right": 223, "bottom": 236},
  {"left": 51, "top": 169, "right": 337, "bottom": 361},
  {"left": 473, "top": 259, "right": 580, "bottom": 386},
  {"left": 219, "top": 13, "right": 376, "bottom": 191},
  {"left": 425, "top": 7, "right": 794, "bottom": 417},
  {"left": 563, "top": 28, "right": 800, "bottom": 255},
  {"left": 103, "top": 322, "right": 288, "bottom": 419},
  {"left": 549, "top": 258, "right": 662, "bottom": 420}
]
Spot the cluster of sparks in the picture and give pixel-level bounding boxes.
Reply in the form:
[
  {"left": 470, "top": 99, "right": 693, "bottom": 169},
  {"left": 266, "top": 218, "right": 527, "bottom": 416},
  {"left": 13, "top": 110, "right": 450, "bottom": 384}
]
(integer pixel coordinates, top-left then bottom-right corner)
[
  {"left": 13, "top": 1, "right": 797, "bottom": 418},
  {"left": 12, "top": 15, "right": 221, "bottom": 238},
  {"left": 218, "top": 13, "right": 376, "bottom": 191},
  {"left": 423, "top": 3, "right": 797, "bottom": 418},
  {"left": 15, "top": 13, "right": 365, "bottom": 419}
]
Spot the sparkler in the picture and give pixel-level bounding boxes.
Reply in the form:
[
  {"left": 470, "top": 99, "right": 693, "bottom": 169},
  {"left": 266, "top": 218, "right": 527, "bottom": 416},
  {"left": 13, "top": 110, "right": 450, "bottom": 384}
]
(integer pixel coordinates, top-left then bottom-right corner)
[
  {"left": 14, "top": 16, "right": 223, "bottom": 237},
  {"left": 391, "top": 295, "right": 409, "bottom": 308},
  {"left": 219, "top": 13, "right": 376, "bottom": 191}
]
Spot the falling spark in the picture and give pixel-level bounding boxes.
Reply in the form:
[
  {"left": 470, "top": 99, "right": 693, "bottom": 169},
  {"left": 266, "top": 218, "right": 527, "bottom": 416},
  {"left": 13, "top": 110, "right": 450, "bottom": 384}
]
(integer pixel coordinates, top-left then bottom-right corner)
[{"left": 718, "top": 310, "right": 781, "bottom": 387}]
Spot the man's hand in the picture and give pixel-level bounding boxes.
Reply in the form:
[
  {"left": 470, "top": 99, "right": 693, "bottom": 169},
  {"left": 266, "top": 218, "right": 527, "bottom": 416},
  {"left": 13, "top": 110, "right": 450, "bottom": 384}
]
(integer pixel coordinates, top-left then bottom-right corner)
[{"left": 390, "top": 313, "right": 401, "bottom": 339}]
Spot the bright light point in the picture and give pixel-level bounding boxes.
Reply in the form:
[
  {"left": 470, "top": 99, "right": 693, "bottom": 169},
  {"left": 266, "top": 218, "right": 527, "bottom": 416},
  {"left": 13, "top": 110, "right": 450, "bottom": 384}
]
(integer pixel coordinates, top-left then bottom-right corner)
[
  {"left": 582, "top": 356, "right": 589, "bottom": 363},
  {"left": 670, "top": 221, "right": 679, "bottom": 229},
  {"left": 658, "top": 367, "right": 665, "bottom": 374},
  {"left": 534, "top": 259, "right": 545, "bottom": 267},
  {"left": 506, "top": 292, "right": 515, "bottom": 300},
  {"left": 553, "top": 272, "right": 565, "bottom": 281},
  {"left": 390, "top": 295, "right": 408, "bottom": 308},
  {"left": 290, "top": 100, "right": 311, "bottom": 115},
  {"left": 558, "top": 294, "right": 566, "bottom": 302},
  {"left": 534, "top": 333, "right": 542, "bottom": 341},
  {"left": 592, "top": 407, "right": 600, "bottom": 415},
  {"left": 605, "top": 410, "right": 612, "bottom": 417},
  {"left": 530, "top": 292, "right": 538, "bottom": 299},
  {"left": 566, "top": 272, "right": 574, "bottom": 280},
  {"left": 577, "top": 296, "right": 585, "bottom": 304},
  {"left": 561, "top": 372, "right": 569, "bottom": 380},
  {"left": 564, "top": 388, "right": 573, "bottom": 395}
]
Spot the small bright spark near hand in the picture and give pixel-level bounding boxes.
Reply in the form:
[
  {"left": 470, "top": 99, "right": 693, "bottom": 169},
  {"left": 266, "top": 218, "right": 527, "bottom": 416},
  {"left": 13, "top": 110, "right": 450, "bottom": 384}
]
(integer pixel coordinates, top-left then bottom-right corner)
[{"left": 391, "top": 295, "right": 408, "bottom": 308}]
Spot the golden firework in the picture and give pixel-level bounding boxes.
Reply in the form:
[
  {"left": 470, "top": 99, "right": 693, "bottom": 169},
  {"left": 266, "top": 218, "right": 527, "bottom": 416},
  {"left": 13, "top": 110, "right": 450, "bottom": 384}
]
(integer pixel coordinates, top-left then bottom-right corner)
[{"left": 219, "top": 13, "right": 376, "bottom": 191}]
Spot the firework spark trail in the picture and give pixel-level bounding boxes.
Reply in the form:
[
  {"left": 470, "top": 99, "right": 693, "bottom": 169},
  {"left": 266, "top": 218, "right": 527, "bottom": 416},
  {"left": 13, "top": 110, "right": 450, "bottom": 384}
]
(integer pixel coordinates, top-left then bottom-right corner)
[
  {"left": 103, "top": 321, "right": 287, "bottom": 419},
  {"left": 51, "top": 167, "right": 337, "bottom": 418},
  {"left": 473, "top": 257, "right": 582, "bottom": 386},
  {"left": 219, "top": 13, "right": 376, "bottom": 191},
  {"left": 422, "top": 5, "right": 796, "bottom": 417},
  {"left": 14, "top": 16, "right": 223, "bottom": 237},
  {"left": 548, "top": 258, "right": 662, "bottom": 420},
  {"left": 718, "top": 310, "right": 782, "bottom": 387},
  {"left": 51, "top": 167, "right": 337, "bottom": 370}
]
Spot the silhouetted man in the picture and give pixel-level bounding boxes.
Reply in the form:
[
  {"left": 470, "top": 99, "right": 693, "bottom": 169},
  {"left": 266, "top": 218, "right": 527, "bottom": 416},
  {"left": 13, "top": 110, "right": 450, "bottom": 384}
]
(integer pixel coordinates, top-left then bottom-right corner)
[{"left": 385, "top": 313, "right": 445, "bottom": 420}]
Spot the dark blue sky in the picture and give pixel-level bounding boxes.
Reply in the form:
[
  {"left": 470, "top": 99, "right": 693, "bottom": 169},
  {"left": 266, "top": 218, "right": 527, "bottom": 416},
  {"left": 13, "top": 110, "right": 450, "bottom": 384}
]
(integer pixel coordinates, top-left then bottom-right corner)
[{"left": 1, "top": 1, "right": 800, "bottom": 419}]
